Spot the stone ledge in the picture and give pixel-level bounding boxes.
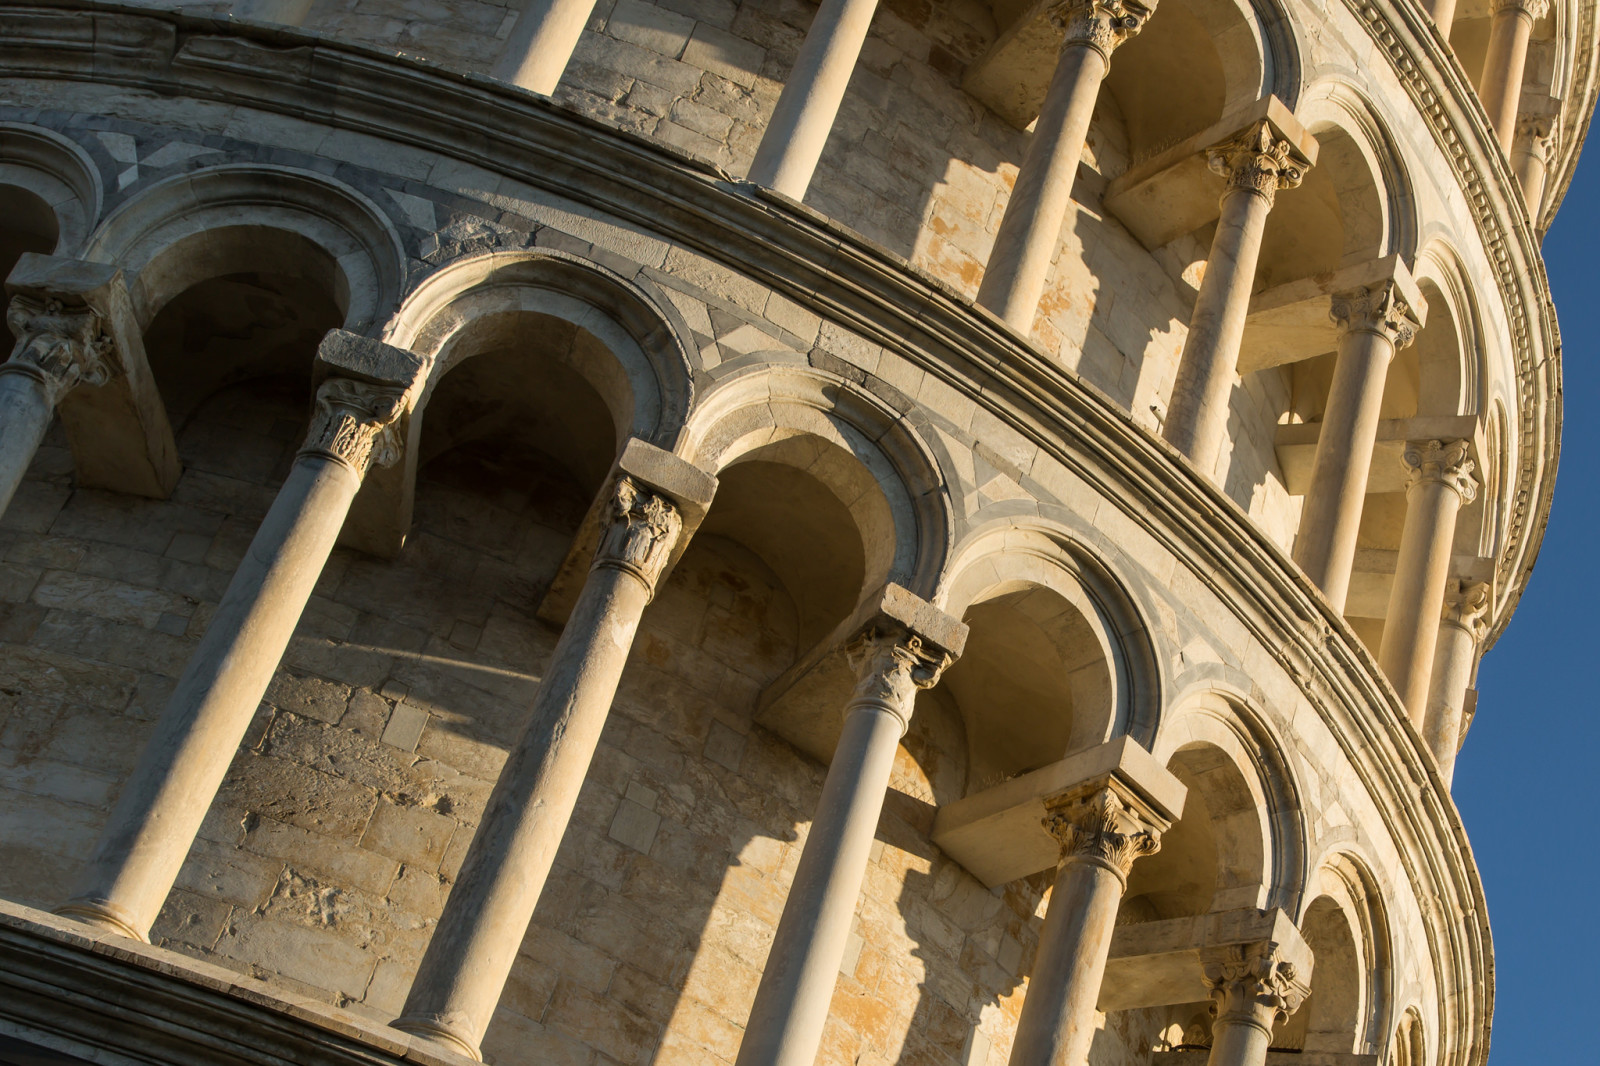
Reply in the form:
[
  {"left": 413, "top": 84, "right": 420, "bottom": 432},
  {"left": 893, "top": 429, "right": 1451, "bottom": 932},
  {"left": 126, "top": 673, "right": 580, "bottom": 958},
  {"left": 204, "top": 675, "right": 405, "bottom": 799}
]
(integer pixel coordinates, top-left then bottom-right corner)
[{"left": 0, "top": 900, "right": 473, "bottom": 1066}]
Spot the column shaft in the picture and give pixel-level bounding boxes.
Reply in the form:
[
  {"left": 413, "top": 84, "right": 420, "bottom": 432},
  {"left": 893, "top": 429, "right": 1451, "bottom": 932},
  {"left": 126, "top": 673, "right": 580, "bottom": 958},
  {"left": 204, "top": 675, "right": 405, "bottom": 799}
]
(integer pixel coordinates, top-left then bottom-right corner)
[
  {"left": 1423, "top": 580, "right": 1488, "bottom": 786},
  {"left": 492, "top": 0, "right": 600, "bottom": 95},
  {"left": 1423, "top": 0, "right": 1458, "bottom": 39},
  {"left": 0, "top": 370, "right": 56, "bottom": 517},
  {"left": 1512, "top": 117, "right": 1555, "bottom": 218},
  {"left": 746, "top": 0, "right": 881, "bottom": 200},
  {"left": 1006, "top": 790, "right": 1162, "bottom": 1066},
  {"left": 1376, "top": 441, "right": 1478, "bottom": 722},
  {"left": 58, "top": 336, "right": 425, "bottom": 942},
  {"left": 1292, "top": 284, "right": 1418, "bottom": 611},
  {"left": 1161, "top": 184, "right": 1273, "bottom": 470},
  {"left": 735, "top": 627, "right": 951, "bottom": 1066},
  {"left": 1479, "top": 0, "right": 1547, "bottom": 151},
  {"left": 60, "top": 456, "right": 364, "bottom": 939},
  {"left": 975, "top": 0, "right": 1153, "bottom": 332},
  {"left": 396, "top": 477, "right": 683, "bottom": 1059}
]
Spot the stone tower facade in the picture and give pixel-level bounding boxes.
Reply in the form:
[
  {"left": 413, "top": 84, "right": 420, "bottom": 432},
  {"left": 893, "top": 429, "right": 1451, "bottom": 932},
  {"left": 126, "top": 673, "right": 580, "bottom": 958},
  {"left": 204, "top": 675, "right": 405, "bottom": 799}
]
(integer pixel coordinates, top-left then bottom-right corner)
[{"left": 0, "top": 0, "right": 1582, "bottom": 1063}]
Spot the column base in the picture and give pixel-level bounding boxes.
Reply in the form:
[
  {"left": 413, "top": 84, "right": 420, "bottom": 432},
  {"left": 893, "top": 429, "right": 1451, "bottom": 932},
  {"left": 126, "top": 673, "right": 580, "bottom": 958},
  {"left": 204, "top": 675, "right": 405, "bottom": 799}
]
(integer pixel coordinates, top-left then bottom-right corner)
[
  {"left": 52, "top": 897, "right": 149, "bottom": 943},
  {"left": 390, "top": 1013, "right": 484, "bottom": 1061}
]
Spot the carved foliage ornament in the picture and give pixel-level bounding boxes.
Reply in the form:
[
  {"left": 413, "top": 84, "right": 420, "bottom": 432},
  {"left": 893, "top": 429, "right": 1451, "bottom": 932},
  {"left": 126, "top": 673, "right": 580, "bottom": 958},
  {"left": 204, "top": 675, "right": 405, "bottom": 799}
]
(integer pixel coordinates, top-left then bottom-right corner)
[
  {"left": 1441, "top": 578, "right": 1492, "bottom": 639},
  {"left": 1200, "top": 941, "right": 1311, "bottom": 1031},
  {"left": 1491, "top": 0, "right": 1550, "bottom": 20},
  {"left": 1, "top": 294, "right": 118, "bottom": 407},
  {"left": 1516, "top": 114, "right": 1558, "bottom": 163},
  {"left": 593, "top": 475, "right": 683, "bottom": 593},
  {"left": 1206, "top": 121, "right": 1309, "bottom": 207},
  {"left": 1401, "top": 438, "right": 1479, "bottom": 503},
  {"left": 1042, "top": 786, "right": 1161, "bottom": 881},
  {"left": 845, "top": 627, "right": 951, "bottom": 730},
  {"left": 1049, "top": 0, "right": 1155, "bottom": 61},
  {"left": 299, "top": 376, "right": 411, "bottom": 475},
  {"left": 1329, "top": 281, "right": 1420, "bottom": 349}
]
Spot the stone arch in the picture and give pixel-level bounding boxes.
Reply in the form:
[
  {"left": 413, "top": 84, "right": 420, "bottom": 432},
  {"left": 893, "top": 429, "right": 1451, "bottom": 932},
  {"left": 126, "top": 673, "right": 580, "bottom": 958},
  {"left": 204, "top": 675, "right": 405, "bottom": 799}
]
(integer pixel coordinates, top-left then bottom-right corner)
[
  {"left": 1390, "top": 1006, "right": 1426, "bottom": 1066},
  {"left": 1282, "top": 850, "right": 1394, "bottom": 1055},
  {"left": 1100, "top": 0, "right": 1282, "bottom": 165},
  {"left": 1138, "top": 685, "right": 1305, "bottom": 917},
  {"left": 682, "top": 363, "right": 951, "bottom": 610},
  {"left": 933, "top": 517, "right": 1159, "bottom": 788},
  {"left": 1410, "top": 239, "right": 1485, "bottom": 419},
  {"left": 84, "top": 163, "right": 404, "bottom": 334},
  {"left": 1256, "top": 81, "right": 1411, "bottom": 292},
  {"left": 0, "top": 123, "right": 101, "bottom": 260}
]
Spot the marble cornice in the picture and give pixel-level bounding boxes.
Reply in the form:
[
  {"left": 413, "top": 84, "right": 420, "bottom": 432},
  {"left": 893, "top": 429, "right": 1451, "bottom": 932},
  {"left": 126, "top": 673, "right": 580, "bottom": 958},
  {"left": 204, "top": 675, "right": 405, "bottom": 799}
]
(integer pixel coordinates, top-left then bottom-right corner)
[
  {"left": 0, "top": 7, "right": 1491, "bottom": 1057},
  {"left": 1347, "top": 0, "right": 1566, "bottom": 658}
]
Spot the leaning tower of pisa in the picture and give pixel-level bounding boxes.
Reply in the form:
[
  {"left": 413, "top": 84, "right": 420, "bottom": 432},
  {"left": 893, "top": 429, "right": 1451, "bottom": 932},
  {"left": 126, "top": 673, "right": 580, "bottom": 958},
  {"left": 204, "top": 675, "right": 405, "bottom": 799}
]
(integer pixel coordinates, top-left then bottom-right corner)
[{"left": 0, "top": 0, "right": 1582, "bottom": 1060}]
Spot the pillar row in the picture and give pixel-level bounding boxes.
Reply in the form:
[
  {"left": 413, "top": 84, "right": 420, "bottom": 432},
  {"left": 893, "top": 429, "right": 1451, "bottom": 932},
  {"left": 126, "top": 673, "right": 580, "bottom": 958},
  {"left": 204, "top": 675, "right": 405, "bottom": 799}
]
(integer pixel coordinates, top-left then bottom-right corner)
[
  {"left": 59, "top": 331, "right": 428, "bottom": 942},
  {"left": 1163, "top": 120, "right": 1311, "bottom": 476},
  {"left": 975, "top": 0, "right": 1156, "bottom": 332},
  {"left": 1292, "top": 278, "right": 1420, "bottom": 612},
  {"left": 1377, "top": 440, "right": 1479, "bottom": 723}
]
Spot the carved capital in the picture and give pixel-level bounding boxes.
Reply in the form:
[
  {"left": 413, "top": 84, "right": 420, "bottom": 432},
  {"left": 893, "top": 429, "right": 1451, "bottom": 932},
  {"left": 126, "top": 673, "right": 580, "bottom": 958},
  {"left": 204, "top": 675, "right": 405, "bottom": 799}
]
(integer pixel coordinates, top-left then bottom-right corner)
[
  {"left": 1329, "top": 281, "right": 1420, "bottom": 350},
  {"left": 1, "top": 294, "right": 118, "bottom": 407},
  {"left": 1492, "top": 0, "right": 1549, "bottom": 20},
  {"left": 1401, "top": 439, "right": 1479, "bottom": 503},
  {"left": 592, "top": 475, "right": 683, "bottom": 594},
  {"left": 1042, "top": 786, "right": 1161, "bottom": 884},
  {"left": 1049, "top": 0, "right": 1155, "bottom": 62},
  {"left": 845, "top": 627, "right": 951, "bottom": 731},
  {"left": 1516, "top": 114, "right": 1558, "bottom": 161},
  {"left": 1201, "top": 941, "right": 1311, "bottom": 1035},
  {"left": 1206, "top": 121, "right": 1310, "bottom": 208},
  {"left": 299, "top": 376, "right": 410, "bottom": 475},
  {"left": 1441, "top": 578, "right": 1491, "bottom": 640}
]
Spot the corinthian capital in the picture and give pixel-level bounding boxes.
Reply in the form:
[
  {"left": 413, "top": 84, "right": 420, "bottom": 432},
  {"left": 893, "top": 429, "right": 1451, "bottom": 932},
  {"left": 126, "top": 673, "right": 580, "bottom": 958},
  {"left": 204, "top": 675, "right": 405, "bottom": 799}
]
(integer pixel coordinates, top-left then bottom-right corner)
[
  {"left": 1042, "top": 786, "right": 1162, "bottom": 883},
  {"left": 1402, "top": 439, "right": 1479, "bottom": 503},
  {"left": 1049, "top": 0, "right": 1156, "bottom": 62},
  {"left": 1516, "top": 114, "right": 1558, "bottom": 161},
  {"left": 1330, "top": 281, "right": 1420, "bottom": 350},
  {"left": 1492, "top": 0, "right": 1549, "bottom": 19},
  {"left": 299, "top": 376, "right": 411, "bottom": 475},
  {"left": 845, "top": 627, "right": 951, "bottom": 731},
  {"left": 1206, "top": 121, "right": 1311, "bottom": 207},
  {"left": 1441, "top": 578, "right": 1492, "bottom": 640},
  {"left": 1, "top": 293, "right": 118, "bottom": 407},
  {"left": 1201, "top": 941, "right": 1311, "bottom": 1033},
  {"left": 592, "top": 475, "right": 683, "bottom": 593}
]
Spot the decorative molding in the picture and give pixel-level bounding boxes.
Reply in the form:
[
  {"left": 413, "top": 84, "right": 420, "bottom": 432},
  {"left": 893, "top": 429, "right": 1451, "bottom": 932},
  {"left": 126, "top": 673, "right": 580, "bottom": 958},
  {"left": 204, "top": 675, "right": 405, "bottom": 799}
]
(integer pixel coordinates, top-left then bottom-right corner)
[
  {"left": 1048, "top": 0, "right": 1155, "bottom": 64},
  {"left": 1, "top": 293, "right": 116, "bottom": 406},
  {"left": 1200, "top": 941, "right": 1312, "bottom": 1033},
  {"left": 1441, "top": 578, "right": 1492, "bottom": 640},
  {"left": 1402, "top": 439, "right": 1479, "bottom": 503},
  {"left": 592, "top": 475, "right": 683, "bottom": 593},
  {"left": 844, "top": 627, "right": 951, "bottom": 731},
  {"left": 298, "top": 376, "right": 409, "bottom": 475},
  {"left": 1330, "top": 281, "right": 1420, "bottom": 350},
  {"left": 1205, "top": 121, "right": 1310, "bottom": 206},
  {"left": 1042, "top": 786, "right": 1161, "bottom": 882},
  {"left": 1490, "top": 0, "right": 1550, "bottom": 19}
]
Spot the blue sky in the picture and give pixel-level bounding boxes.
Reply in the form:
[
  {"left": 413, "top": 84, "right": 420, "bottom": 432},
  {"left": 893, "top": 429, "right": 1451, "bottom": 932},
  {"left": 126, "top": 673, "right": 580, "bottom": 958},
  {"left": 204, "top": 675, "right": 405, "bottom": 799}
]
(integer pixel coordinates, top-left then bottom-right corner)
[{"left": 1452, "top": 143, "right": 1598, "bottom": 1063}]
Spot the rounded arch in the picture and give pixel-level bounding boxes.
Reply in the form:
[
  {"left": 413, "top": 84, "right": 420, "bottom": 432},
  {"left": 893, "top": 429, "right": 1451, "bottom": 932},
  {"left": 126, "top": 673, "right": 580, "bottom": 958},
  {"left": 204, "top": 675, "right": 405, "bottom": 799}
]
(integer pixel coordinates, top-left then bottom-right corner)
[
  {"left": 935, "top": 517, "right": 1160, "bottom": 786},
  {"left": 1256, "top": 81, "right": 1412, "bottom": 291},
  {"left": 683, "top": 364, "right": 951, "bottom": 603},
  {"left": 84, "top": 164, "right": 404, "bottom": 333},
  {"left": 0, "top": 123, "right": 101, "bottom": 258},
  {"left": 1145, "top": 685, "right": 1305, "bottom": 914},
  {"left": 1389, "top": 1006, "right": 1426, "bottom": 1066},
  {"left": 1410, "top": 239, "right": 1485, "bottom": 419},
  {"left": 1286, "top": 850, "right": 1395, "bottom": 1056}
]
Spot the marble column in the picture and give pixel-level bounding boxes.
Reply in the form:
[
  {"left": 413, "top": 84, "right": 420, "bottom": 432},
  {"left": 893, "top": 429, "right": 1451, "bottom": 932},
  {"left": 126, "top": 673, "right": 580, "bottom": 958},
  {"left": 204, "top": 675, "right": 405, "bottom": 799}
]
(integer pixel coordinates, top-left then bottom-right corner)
[
  {"left": 1006, "top": 789, "right": 1165, "bottom": 1066},
  {"left": 735, "top": 623, "right": 956, "bottom": 1066},
  {"left": 0, "top": 293, "right": 116, "bottom": 519},
  {"left": 974, "top": 0, "right": 1155, "bottom": 332},
  {"left": 1292, "top": 280, "right": 1420, "bottom": 612},
  {"left": 1479, "top": 0, "right": 1550, "bottom": 151},
  {"left": 1512, "top": 115, "right": 1556, "bottom": 219},
  {"left": 1377, "top": 440, "right": 1479, "bottom": 723},
  {"left": 492, "top": 0, "right": 600, "bottom": 95},
  {"left": 1200, "top": 941, "right": 1311, "bottom": 1066},
  {"left": 1425, "top": 578, "right": 1489, "bottom": 785},
  {"left": 1422, "top": 0, "right": 1458, "bottom": 40},
  {"left": 58, "top": 332, "right": 426, "bottom": 942},
  {"left": 746, "top": 0, "right": 883, "bottom": 199},
  {"left": 395, "top": 469, "right": 708, "bottom": 1059},
  {"left": 1163, "top": 121, "right": 1310, "bottom": 475}
]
